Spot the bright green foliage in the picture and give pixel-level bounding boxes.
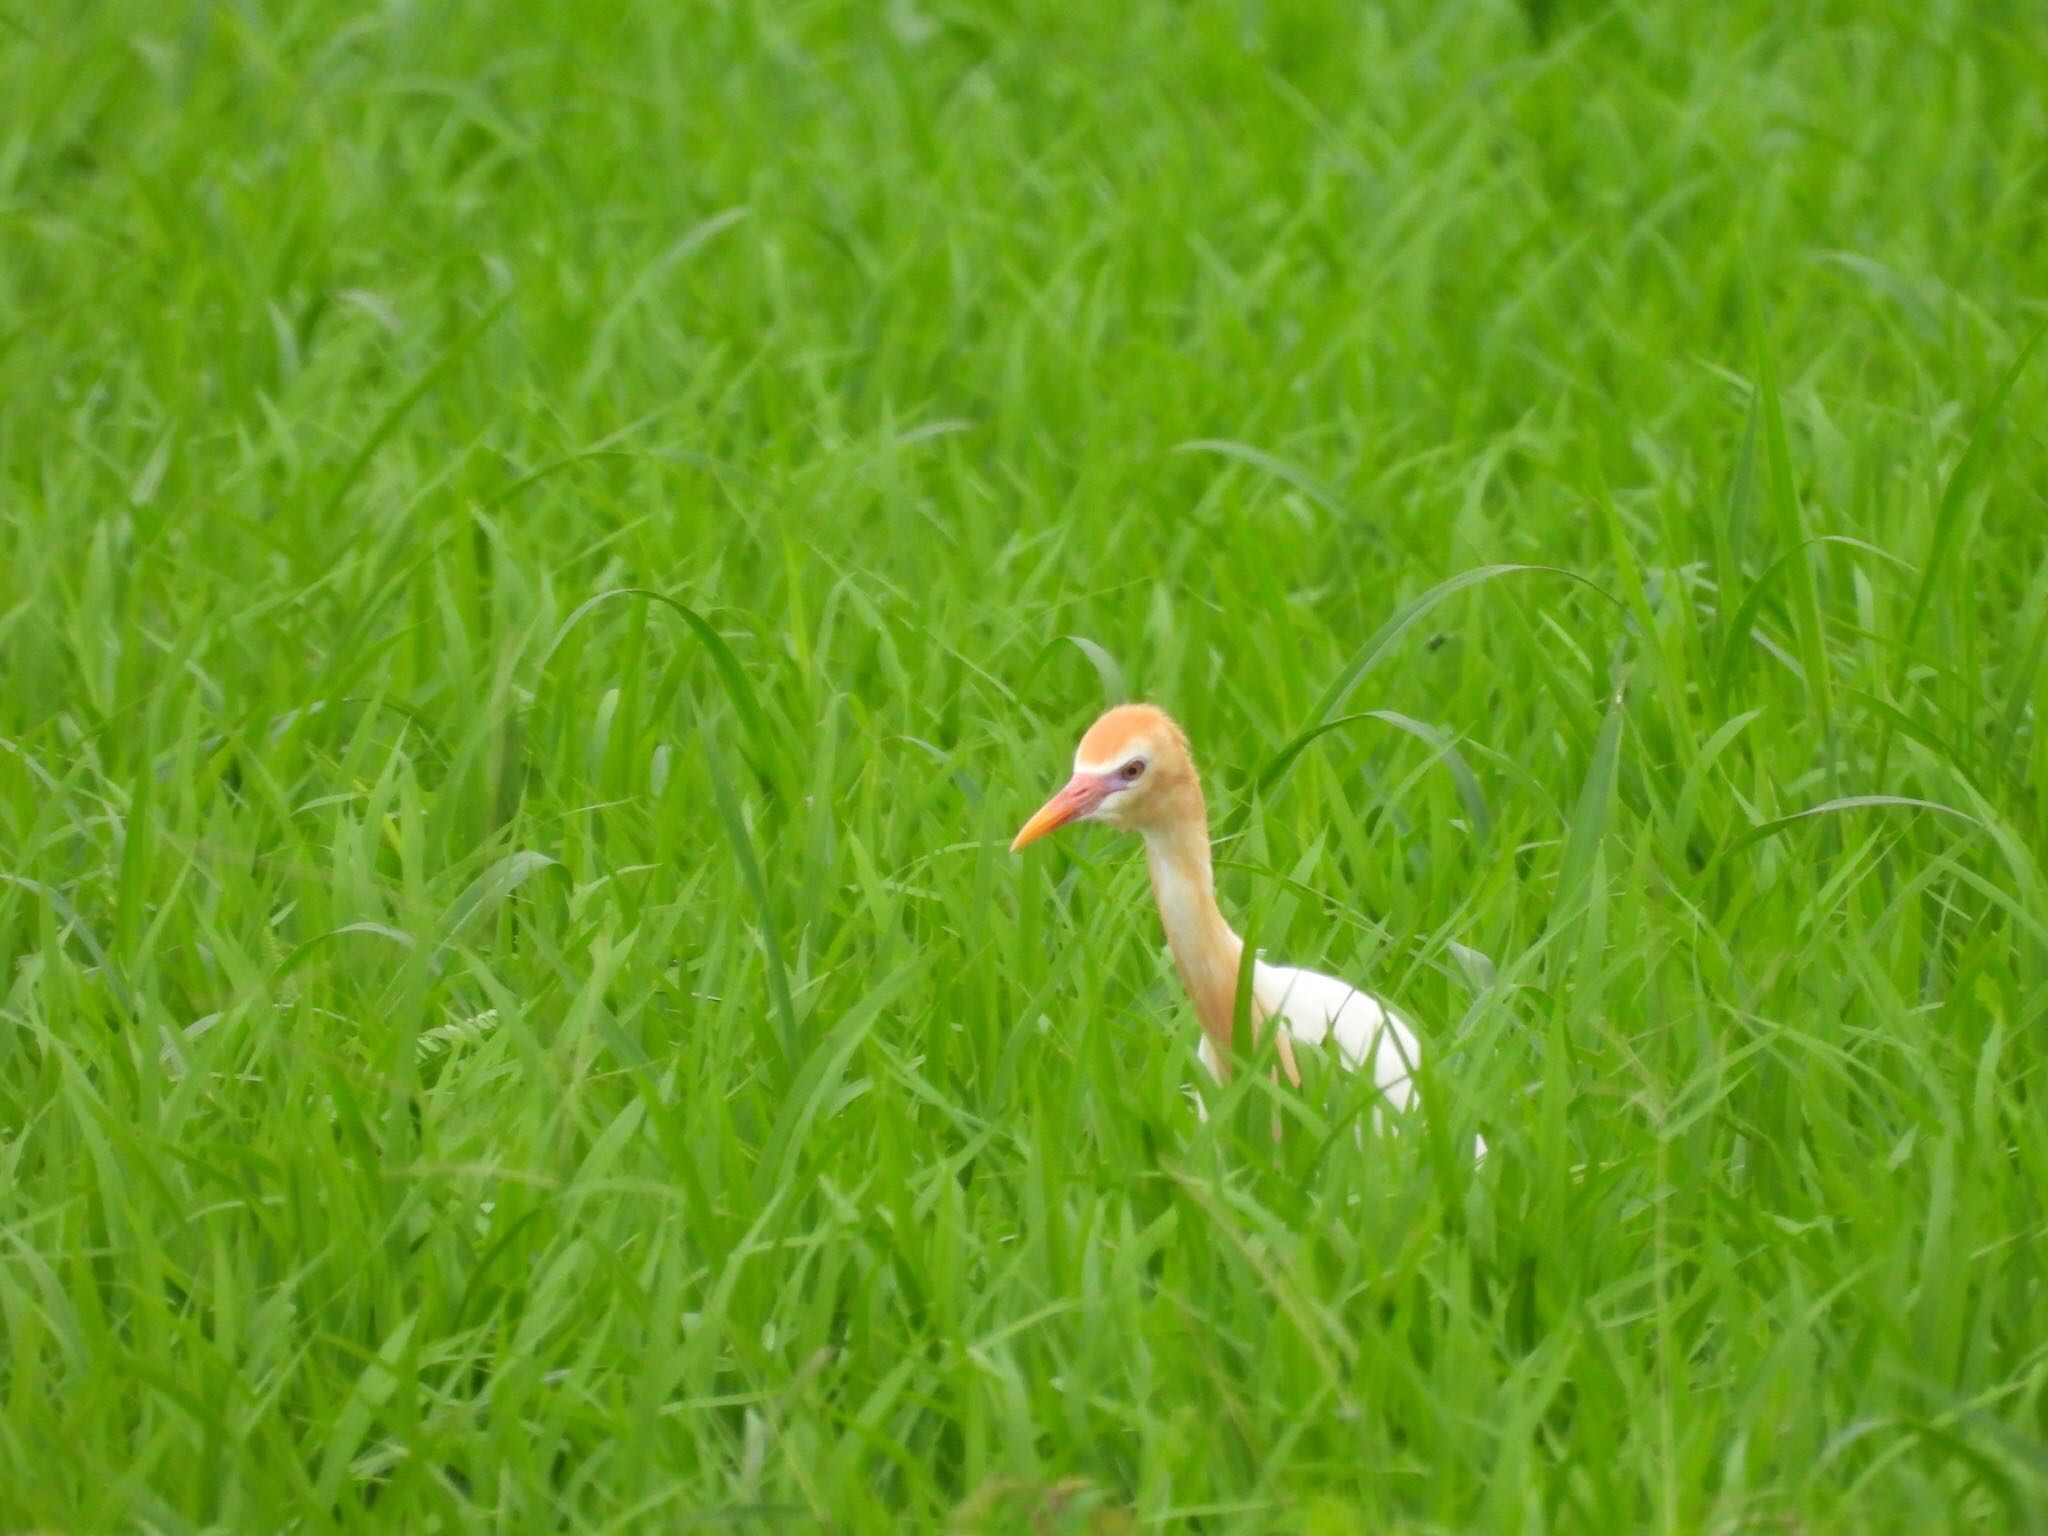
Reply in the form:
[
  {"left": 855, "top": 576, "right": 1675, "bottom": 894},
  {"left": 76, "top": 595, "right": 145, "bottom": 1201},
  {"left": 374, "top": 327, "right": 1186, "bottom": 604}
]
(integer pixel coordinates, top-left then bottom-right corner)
[{"left": 3, "top": 1, "right": 2047, "bottom": 1531}]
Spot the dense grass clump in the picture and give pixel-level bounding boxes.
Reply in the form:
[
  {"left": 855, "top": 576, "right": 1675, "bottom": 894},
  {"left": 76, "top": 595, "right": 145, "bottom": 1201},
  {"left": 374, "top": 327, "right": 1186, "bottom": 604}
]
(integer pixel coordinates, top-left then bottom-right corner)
[{"left": 4, "top": 1, "right": 2047, "bottom": 1530}]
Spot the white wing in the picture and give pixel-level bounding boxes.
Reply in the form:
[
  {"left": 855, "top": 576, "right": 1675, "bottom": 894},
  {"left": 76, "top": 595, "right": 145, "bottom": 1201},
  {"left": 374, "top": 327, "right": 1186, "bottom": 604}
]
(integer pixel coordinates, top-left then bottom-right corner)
[{"left": 1253, "top": 960, "right": 1420, "bottom": 1112}]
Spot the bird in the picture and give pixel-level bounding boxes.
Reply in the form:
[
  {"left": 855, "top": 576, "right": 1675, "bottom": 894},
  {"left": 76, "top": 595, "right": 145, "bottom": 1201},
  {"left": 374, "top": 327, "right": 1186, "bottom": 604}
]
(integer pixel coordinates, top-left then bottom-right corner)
[{"left": 1010, "top": 702, "right": 1439, "bottom": 1130}]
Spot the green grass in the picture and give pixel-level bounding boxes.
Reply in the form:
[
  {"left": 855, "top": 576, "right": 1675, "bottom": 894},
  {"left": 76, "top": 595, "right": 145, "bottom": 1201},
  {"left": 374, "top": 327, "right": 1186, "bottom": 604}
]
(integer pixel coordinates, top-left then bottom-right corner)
[{"left": 4, "top": 0, "right": 2047, "bottom": 1530}]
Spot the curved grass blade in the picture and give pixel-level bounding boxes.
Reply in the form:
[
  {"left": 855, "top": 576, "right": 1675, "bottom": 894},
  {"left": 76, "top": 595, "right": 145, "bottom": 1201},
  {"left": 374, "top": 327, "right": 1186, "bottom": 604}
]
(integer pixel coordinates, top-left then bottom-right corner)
[
  {"left": 278, "top": 921, "right": 417, "bottom": 980},
  {"left": 1716, "top": 534, "right": 1914, "bottom": 698},
  {"left": 1019, "top": 633, "right": 1129, "bottom": 705},
  {"left": 1061, "top": 635, "right": 1126, "bottom": 703},
  {"left": 542, "top": 587, "right": 771, "bottom": 763},
  {"left": 1173, "top": 438, "right": 1354, "bottom": 525},
  {"left": 432, "top": 850, "right": 567, "bottom": 970},
  {"left": 1717, "top": 794, "right": 1982, "bottom": 862},
  {"left": 1262, "top": 564, "right": 1618, "bottom": 796},
  {"left": 1253, "top": 709, "right": 1492, "bottom": 840}
]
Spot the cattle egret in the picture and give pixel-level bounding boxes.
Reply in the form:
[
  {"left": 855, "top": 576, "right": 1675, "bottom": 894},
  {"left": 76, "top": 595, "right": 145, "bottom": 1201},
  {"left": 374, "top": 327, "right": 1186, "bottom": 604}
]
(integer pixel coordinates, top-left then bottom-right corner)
[{"left": 1013, "top": 702, "right": 1451, "bottom": 1134}]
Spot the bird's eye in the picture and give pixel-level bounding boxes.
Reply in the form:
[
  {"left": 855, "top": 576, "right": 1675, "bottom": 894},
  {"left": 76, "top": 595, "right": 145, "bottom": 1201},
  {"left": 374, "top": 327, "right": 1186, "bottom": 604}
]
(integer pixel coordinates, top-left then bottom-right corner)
[{"left": 1120, "top": 759, "right": 1146, "bottom": 781}]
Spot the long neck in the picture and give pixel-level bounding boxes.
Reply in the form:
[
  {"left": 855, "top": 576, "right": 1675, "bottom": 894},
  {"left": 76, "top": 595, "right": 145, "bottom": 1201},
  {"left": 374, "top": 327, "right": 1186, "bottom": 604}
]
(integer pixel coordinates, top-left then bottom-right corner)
[{"left": 1141, "top": 800, "right": 1246, "bottom": 1067}]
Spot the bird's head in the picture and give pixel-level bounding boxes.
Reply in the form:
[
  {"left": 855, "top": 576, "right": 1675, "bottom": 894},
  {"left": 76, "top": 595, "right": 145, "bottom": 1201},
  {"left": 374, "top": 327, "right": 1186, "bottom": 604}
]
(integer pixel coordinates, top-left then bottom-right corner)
[{"left": 1011, "top": 703, "right": 1202, "bottom": 851}]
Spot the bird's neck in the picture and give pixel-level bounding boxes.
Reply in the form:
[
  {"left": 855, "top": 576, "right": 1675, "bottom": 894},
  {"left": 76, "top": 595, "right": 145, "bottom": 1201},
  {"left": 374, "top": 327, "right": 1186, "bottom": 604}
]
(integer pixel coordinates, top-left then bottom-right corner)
[{"left": 1141, "top": 810, "right": 1246, "bottom": 1066}]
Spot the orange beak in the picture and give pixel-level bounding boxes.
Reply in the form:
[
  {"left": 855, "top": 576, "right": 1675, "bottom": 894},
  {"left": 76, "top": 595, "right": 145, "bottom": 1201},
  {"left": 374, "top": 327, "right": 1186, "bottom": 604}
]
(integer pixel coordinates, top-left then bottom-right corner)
[{"left": 1011, "top": 773, "right": 1112, "bottom": 852}]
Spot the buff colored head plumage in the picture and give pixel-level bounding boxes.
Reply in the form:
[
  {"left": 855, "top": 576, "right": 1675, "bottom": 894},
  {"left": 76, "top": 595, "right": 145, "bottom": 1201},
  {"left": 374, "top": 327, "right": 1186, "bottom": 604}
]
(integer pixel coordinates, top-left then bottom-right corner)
[{"left": 1009, "top": 703, "right": 1206, "bottom": 849}]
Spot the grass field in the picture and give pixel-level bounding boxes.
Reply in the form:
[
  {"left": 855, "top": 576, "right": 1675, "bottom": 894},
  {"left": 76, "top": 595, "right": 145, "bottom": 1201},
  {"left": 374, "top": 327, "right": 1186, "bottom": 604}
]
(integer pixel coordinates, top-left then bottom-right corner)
[{"left": 4, "top": 0, "right": 2048, "bottom": 1530}]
